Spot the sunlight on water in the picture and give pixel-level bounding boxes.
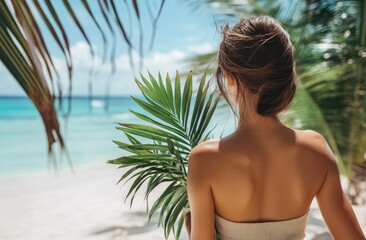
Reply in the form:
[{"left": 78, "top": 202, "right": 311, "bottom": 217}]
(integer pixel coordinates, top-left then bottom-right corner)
[
  {"left": 112, "top": 113, "right": 133, "bottom": 120},
  {"left": 90, "top": 100, "right": 105, "bottom": 108}
]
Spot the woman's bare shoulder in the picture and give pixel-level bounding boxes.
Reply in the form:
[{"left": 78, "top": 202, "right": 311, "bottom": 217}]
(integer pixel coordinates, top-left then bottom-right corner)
[
  {"left": 189, "top": 139, "right": 221, "bottom": 157},
  {"left": 187, "top": 139, "right": 222, "bottom": 181},
  {"left": 188, "top": 139, "right": 221, "bottom": 165},
  {"left": 293, "top": 129, "right": 337, "bottom": 166}
]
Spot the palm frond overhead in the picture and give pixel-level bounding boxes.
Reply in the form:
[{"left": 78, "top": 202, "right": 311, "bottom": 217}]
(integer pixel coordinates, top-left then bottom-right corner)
[
  {"left": 0, "top": 0, "right": 166, "bottom": 162},
  {"left": 108, "top": 70, "right": 220, "bottom": 239}
]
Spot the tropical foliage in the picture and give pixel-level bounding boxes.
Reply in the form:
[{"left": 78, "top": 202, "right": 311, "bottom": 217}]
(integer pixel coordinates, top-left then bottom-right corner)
[
  {"left": 188, "top": 0, "right": 366, "bottom": 200},
  {"left": 0, "top": 0, "right": 165, "bottom": 158},
  {"left": 108, "top": 70, "right": 220, "bottom": 239},
  {"left": 284, "top": 1, "right": 366, "bottom": 180}
]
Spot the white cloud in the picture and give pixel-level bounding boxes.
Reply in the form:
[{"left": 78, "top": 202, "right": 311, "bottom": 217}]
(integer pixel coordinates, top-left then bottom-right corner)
[
  {"left": 187, "top": 42, "right": 215, "bottom": 54},
  {"left": 1, "top": 41, "right": 215, "bottom": 96}
]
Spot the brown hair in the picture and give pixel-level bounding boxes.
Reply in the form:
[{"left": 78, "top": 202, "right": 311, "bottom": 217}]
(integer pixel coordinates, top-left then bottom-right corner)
[{"left": 216, "top": 15, "right": 297, "bottom": 124}]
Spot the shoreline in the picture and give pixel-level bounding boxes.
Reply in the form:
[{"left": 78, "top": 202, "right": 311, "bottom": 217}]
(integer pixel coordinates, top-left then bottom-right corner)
[
  {"left": 0, "top": 158, "right": 109, "bottom": 179},
  {"left": 0, "top": 162, "right": 365, "bottom": 240}
]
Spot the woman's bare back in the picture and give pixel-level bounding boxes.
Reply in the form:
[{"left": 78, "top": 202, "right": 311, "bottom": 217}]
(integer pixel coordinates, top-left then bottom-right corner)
[
  {"left": 187, "top": 125, "right": 365, "bottom": 239},
  {"left": 203, "top": 127, "right": 328, "bottom": 222}
]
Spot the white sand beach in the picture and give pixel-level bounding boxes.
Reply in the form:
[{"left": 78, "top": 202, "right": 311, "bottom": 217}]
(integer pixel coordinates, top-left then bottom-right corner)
[{"left": 0, "top": 163, "right": 365, "bottom": 240}]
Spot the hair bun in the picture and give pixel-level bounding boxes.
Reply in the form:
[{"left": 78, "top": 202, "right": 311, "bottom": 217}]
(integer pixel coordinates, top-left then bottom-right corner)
[{"left": 216, "top": 15, "right": 297, "bottom": 117}]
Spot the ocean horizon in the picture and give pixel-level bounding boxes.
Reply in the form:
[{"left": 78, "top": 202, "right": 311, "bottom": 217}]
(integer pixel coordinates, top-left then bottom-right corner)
[
  {"left": 0, "top": 96, "right": 142, "bottom": 177},
  {"left": 0, "top": 96, "right": 234, "bottom": 177}
]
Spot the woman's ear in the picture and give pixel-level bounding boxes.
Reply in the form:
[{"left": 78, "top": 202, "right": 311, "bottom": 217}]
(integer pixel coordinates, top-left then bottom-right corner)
[
  {"left": 223, "top": 71, "right": 235, "bottom": 87},
  {"left": 223, "top": 71, "right": 239, "bottom": 104}
]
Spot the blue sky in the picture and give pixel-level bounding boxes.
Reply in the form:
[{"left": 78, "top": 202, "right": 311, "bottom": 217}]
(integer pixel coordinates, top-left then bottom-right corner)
[{"left": 0, "top": 0, "right": 223, "bottom": 96}]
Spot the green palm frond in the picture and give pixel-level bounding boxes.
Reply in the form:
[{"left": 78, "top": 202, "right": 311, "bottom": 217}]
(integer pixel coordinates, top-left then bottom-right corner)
[
  {"left": 282, "top": 61, "right": 366, "bottom": 175},
  {"left": 0, "top": 0, "right": 166, "bottom": 163},
  {"left": 108, "top": 70, "right": 220, "bottom": 239},
  {"left": 0, "top": 0, "right": 64, "bottom": 158}
]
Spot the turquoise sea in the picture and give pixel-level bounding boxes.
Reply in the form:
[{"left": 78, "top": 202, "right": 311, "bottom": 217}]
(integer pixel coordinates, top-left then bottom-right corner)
[
  {"left": 0, "top": 96, "right": 235, "bottom": 176},
  {"left": 0, "top": 96, "right": 141, "bottom": 176}
]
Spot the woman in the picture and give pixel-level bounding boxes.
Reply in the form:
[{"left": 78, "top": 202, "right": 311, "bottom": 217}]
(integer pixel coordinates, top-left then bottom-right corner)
[{"left": 185, "top": 16, "right": 365, "bottom": 240}]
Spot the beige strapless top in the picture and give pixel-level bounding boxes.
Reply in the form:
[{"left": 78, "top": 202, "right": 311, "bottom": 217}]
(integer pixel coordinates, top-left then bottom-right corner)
[{"left": 215, "top": 210, "right": 310, "bottom": 240}]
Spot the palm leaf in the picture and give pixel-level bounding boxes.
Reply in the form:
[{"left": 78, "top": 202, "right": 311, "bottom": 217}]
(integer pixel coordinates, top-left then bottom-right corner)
[
  {"left": 0, "top": 0, "right": 167, "bottom": 166},
  {"left": 109, "top": 70, "right": 220, "bottom": 239},
  {"left": 0, "top": 1, "right": 64, "bottom": 161}
]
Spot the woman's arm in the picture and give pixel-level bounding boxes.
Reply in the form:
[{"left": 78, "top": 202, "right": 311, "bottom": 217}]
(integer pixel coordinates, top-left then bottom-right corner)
[
  {"left": 186, "top": 146, "right": 216, "bottom": 240},
  {"left": 315, "top": 136, "right": 365, "bottom": 239}
]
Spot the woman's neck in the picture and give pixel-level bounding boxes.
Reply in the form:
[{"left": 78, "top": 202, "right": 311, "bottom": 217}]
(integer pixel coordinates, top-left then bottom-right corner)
[
  {"left": 236, "top": 111, "right": 285, "bottom": 133},
  {"left": 233, "top": 90, "right": 286, "bottom": 133}
]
